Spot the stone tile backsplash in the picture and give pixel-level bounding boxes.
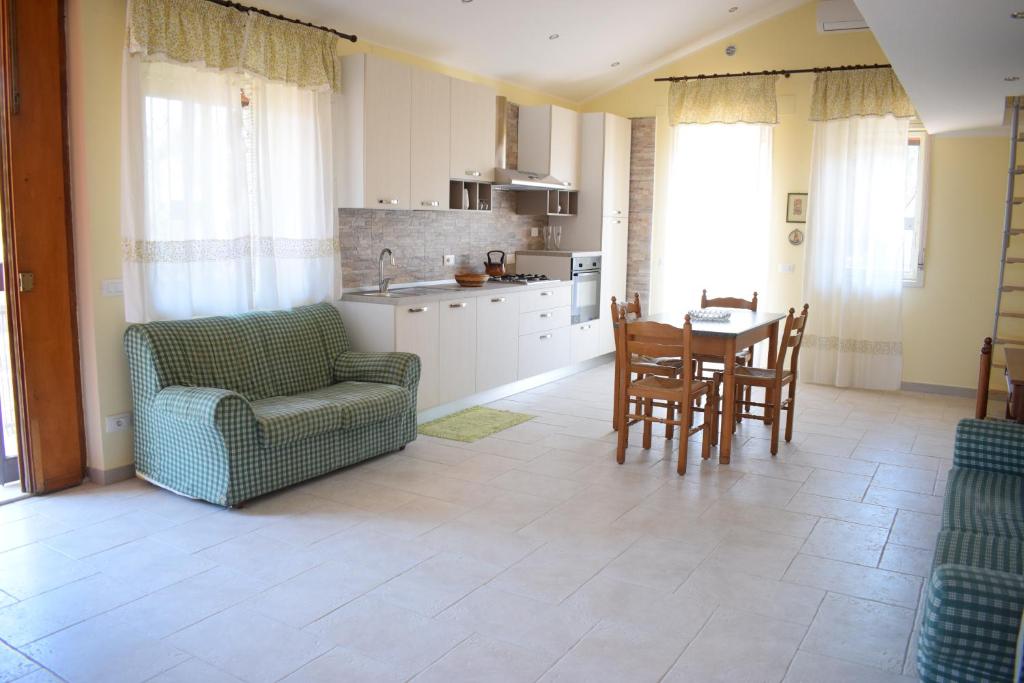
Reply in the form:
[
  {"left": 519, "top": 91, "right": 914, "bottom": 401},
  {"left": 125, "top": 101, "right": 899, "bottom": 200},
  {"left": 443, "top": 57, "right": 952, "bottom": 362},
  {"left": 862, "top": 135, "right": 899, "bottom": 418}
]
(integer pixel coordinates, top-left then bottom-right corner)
[{"left": 626, "top": 117, "right": 655, "bottom": 303}]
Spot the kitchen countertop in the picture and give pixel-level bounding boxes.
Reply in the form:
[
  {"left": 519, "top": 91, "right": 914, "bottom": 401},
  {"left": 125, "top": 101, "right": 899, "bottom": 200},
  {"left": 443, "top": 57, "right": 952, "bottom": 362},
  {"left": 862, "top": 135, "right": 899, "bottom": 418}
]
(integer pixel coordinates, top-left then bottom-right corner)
[
  {"left": 515, "top": 250, "right": 602, "bottom": 258},
  {"left": 340, "top": 279, "right": 570, "bottom": 306}
]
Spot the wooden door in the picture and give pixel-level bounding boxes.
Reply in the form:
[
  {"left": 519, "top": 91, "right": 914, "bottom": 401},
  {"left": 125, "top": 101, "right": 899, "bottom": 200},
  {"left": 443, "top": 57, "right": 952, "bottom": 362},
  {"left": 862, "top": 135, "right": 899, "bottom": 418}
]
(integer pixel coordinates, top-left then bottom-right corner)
[
  {"left": 476, "top": 292, "right": 518, "bottom": 391},
  {"left": 410, "top": 68, "right": 450, "bottom": 211},
  {"left": 450, "top": 78, "right": 495, "bottom": 182},
  {"left": 439, "top": 297, "right": 476, "bottom": 403},
  {"left": 0, "top": 0, "right": 85, "bottom": 492},
  {"left": 363, "top": 54, "right": 411, "bottom": 209}
]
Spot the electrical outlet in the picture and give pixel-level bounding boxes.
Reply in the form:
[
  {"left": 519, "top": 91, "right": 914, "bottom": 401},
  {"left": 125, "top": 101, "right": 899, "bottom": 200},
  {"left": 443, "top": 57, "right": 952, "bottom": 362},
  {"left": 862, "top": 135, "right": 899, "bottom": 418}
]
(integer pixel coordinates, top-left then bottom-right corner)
[
  {"left": 101, "top": 279, "right": 124, "bottom": 297},
  {"left": 443, "top": 254, "right": 455, "bottom": 266},
  {"left": 105, "top": 412, "right": 132, "bottom": 433},
  {"left": 530, "top": 227, "right": 540, "bottom": 237},
  {"left": 778, "top": 263, "right": 796, "bottom": 273}
]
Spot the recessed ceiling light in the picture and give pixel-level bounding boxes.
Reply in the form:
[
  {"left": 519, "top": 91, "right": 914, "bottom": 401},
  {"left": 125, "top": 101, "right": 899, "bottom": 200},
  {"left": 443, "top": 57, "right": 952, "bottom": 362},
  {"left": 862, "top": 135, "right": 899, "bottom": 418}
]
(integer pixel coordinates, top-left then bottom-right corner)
[
  {"left": 461, "top": 0, "right": 473, "bottom": 3},
  {"left": 1007, "top": 76, "right": 1021, "bottom": 82},
  {"left": 728, "top": 6, "right": 739, "bottom": 12},
  {"left": 548, "top": 33, "right": 560, "bottom": 40},
  {"left": 610, "top": 61, "right": 621, "bottom": 67},
  {"left": 1011, "top": 10, "right": 1024, "bottom": 18}
]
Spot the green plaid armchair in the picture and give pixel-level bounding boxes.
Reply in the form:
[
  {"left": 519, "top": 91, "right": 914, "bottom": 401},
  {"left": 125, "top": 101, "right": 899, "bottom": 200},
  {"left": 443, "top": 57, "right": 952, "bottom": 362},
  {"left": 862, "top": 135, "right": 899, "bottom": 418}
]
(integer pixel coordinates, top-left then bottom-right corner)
[
  {"left": 124, "top": 303, "right": 419, "bottom": 507},
  {"left": 919, "top": 419, "right": 1024, "bottom": 683}
]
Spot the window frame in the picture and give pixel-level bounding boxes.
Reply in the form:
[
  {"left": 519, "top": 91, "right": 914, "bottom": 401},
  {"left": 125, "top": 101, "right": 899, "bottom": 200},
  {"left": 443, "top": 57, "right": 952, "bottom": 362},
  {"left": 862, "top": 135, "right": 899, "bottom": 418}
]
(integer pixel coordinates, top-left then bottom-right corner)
[{"left": 903, "top": 124, "right": 930, "bottom": 288}]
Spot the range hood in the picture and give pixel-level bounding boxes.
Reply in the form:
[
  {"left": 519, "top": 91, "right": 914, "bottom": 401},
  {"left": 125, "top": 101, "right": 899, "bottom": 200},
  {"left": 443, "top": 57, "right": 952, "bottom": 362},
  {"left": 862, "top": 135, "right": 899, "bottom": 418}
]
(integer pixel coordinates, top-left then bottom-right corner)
[{"left": 492, "top": 96, "right": 572, "bottom": 191}]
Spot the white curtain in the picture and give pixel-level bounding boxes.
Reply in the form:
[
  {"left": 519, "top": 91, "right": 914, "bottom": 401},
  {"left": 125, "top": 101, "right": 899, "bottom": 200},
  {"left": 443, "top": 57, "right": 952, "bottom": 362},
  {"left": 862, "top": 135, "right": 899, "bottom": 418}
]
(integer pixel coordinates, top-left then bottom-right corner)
[
  {"left": 801, "top": 115, "right": 909, "bottom": 390},
  {"left": 121, "top": 57, "right": 338, "bottom": 322},
  {"left": 659, "top": 123, "right": 773, "bottom": 311}
]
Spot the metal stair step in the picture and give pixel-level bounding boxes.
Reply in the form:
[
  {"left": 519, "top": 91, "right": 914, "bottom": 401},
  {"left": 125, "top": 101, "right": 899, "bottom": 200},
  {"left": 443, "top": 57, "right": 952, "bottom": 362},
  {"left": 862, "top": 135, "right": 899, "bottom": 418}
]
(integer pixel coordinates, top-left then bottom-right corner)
[
  {"left": 1007, "top": 257, "right": 1024, "bottom": 264},
  {"left": 1013, "top": 229, "right": 1024, "bottom": 236},
  {"left": 1016, "top": 166, "right": 1024, "bottom": 175},
  {"left": 1014, "top": 197, "right": 1024, "bottom": 205},
  {"left": 1000, "top": 311, "right": 1024, "bottom": 318},
  {"left": 1003, "top": 285, "right": 1024, "bottom": 292}
]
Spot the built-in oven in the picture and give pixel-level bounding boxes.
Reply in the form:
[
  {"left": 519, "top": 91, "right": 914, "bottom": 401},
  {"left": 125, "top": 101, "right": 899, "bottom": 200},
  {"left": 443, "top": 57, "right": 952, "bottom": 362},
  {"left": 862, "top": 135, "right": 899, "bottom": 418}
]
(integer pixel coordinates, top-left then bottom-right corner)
[{"left": 571, "top": 256, "right": 601, "bottom": 324}]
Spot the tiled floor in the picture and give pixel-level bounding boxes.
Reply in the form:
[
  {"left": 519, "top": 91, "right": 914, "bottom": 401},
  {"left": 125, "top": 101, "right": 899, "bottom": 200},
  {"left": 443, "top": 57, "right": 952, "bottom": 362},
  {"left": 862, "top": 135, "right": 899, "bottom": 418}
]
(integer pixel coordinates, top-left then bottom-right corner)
[{"left": 0, "top": 361, "right": 965, "bottom": 682}]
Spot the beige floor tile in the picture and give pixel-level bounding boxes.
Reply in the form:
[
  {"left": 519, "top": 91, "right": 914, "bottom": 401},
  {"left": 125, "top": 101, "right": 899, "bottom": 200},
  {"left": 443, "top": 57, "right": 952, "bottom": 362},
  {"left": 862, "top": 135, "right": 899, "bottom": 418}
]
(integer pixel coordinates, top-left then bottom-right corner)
[
  {"left": 786, "top": 493, "right": 895, "bottom": 528},
  {"left": 85, "top": 537, "right": 218, "bottom": 595},
  {"left": 873, "top": 465, "right": 937, "bottom": 495},
  {"left": 802, "top": 593, "right": 915, "bottom": 673},
  {"left": 254, "top": 499, "right": 371, "bottom": 547},
  {"left": 786, "top": 450, "right": 879, "bottom": 476},
  {"left": 197, "top": 532, "right": 321, "bottom": 584},
  {"left": 784, "top": 651, "right": 914, "bottom": 682},
  {"left": 308, "top": 527, "right": 437, "bottom": 578},
  {"left": 0, "top": 641, "right": 37, "bottom": 681},
  {"left": 370, "top": 552, "right": 502, "bottom": 617},
  {"left": 21, "top": 612, "right": 189, "bottom": 683},
  {"left": 418, "top": 519, "right": 544, "bottom": 568},
  {"left": 306, "top": 595, "right": 469, "bottom": 678},
  {"left": 0, "top": 543, "right": 98, "bottom": 600},
  {"left": 701, "top": 500, "right": 818, "bottom": 538},
  {"left": 679, "top": 566, "right": 824, "bottom": 626},
  {"left": 722, "top": 474, "right": 803, "bottom": 509},
  {"left": 413, "top": 633, "right": 553, "bottom": 683},
  {"left": 302, "top": 475, "right": 416, "bottom": 513},
  {"left": 784, "top": 554, "right": 922, "bottom": 609},
  {"left": 664, "top": 607, "right": 806, "bottom": 683},
  {"left": 540, "top": 620, "right": 691, "bottom": 682},
  {"left": 800, "top": 469, "right": 871, "bottom": 502},
  {"left": 41, "top": 511, "right": 177, "bottom": 560},
  {"left": 148, "top": 658, "right": 243, "bottom": 683},
  {"left": 702, "top": 527, "right": 804, "bottom": 580},
  {"left": 600, "top": 534, "right": 711, "bottom": 592},
  {"left": 443, "top": 453, "right": 522, "bottom": 483},
  {"left": 169, "top": 605, "right": 331, "bottom": 683},
  {"left": 359, "top": 495, "right": 469, "bottom": 540},
  {"left": 0, "top": 515, "right": 72, "bottom": 553},
  {"left": 799, "top": 434, "right": 859, "bottom": 457},
  {"left": 863, "top": 486, "right": 945, "bottom": 515},
  {"left": 244, "top": 560, "right": 385, "bottom": 628},
  {"left": 149, "top": 510, "right": 269, "bottom": 554},
  {"left": 489, "top": 470, "right": 590, "bottom": 502},
  {"left": 280, "top": 647, "right": 404, "bottom": 683},
  {"left": 801, "top": 518, "right": 889, "bottom": 567},
  {"left": 889, "top": 510, "right": 942, "bottom": 551},
  {"left": 853, "top": 447, "right": 944, "bottom": 471},
  {"left": 880, "top": 543, "right": 934, "bottom": 578}
]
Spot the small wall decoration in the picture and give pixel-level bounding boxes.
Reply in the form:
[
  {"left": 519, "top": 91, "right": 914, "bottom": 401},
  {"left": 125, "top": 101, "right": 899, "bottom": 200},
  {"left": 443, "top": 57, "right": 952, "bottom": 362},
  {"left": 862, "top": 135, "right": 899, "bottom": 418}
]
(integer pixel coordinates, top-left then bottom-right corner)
[
  {"left": 788, "top": 228, "right": 804, "bottom": 246},
  {"left": 786, "top": 192, "right": 808, "bottom": 223}
]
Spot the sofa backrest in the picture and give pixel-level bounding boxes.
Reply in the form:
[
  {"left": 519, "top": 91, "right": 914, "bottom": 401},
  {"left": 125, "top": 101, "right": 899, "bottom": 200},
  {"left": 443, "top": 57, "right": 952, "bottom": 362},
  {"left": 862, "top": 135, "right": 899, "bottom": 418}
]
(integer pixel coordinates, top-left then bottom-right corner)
[{"left": 125, "top": 302, "right": 351, "bottom": 401}]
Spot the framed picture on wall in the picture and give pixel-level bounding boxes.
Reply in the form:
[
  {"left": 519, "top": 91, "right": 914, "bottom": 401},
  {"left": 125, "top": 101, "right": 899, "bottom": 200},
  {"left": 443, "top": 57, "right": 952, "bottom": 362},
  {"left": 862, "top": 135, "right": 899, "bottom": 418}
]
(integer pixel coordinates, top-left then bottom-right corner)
[{"left": 787, "top": 193, "right": 808, "bottom": 223}]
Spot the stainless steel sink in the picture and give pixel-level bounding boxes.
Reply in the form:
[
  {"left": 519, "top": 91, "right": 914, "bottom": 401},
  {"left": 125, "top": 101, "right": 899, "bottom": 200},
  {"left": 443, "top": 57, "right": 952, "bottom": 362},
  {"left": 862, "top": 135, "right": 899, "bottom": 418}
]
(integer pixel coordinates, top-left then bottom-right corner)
[
  {"left": 354, "top": 291, "right": 401, "bottom": 298},
  {"left": 352, "top": 287, "right": 440, "bottom": 298}
]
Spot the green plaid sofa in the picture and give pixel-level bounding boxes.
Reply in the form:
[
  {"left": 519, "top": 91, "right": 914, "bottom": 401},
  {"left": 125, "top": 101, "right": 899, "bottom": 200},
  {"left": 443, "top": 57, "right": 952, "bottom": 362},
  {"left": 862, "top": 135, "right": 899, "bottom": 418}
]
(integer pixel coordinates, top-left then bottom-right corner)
[
  {"left": 919, "top": 418, "right": 1024, "bottom": 683},
  {"left": 124, "top": 303, "right": 420, "bottom": 507}
]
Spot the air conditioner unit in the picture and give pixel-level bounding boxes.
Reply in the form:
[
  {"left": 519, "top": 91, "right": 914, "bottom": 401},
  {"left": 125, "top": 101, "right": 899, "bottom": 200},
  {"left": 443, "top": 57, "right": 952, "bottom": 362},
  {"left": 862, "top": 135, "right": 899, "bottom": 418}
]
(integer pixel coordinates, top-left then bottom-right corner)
[{"left": 816, "top": 0, "right": 868, "bottom": 33}]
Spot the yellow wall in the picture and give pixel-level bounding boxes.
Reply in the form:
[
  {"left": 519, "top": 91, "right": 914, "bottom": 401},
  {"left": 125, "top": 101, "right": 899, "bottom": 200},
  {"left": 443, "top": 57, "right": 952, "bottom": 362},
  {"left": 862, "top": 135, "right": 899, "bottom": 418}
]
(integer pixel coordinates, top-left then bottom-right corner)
[
  {"left": 65, "top": 0, "right": 575, "bottom": 475},
  {"left": 582, "top": 1, "right": 1009, "bottom": 391}
]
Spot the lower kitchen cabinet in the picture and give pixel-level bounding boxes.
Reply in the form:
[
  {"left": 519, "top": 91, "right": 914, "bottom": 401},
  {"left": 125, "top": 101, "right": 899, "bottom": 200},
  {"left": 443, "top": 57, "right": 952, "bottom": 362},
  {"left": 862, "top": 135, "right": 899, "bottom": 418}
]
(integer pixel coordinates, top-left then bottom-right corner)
[
  {"left": 476, "top": 292, "right": 519, "bottom": 391},
  {"left": 395, "top": 304, "right": 440, "bottom": 409},
  {"left": 439, "top": 297, "right": 477, "bottom": 404},
  {"left": 571, "top": 321, "right": 600, "bottom": 364},
  {"left": 519, "top": 327, "right": 570, "bottom": 379}
]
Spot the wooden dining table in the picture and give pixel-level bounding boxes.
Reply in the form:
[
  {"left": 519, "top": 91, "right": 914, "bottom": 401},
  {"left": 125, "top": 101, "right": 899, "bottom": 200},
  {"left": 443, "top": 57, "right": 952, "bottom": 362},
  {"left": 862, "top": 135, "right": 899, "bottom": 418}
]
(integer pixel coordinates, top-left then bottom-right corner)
[{"left": 613, "top": 309, "right": 787, "bottom": 464}]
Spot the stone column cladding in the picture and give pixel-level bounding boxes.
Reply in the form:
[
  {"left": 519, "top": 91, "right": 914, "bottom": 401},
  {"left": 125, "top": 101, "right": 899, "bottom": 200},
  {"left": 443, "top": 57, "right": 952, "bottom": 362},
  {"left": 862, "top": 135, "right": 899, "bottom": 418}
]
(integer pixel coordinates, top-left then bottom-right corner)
[{"left": 627, "top": 117, "right": 656, "bottom": 304}]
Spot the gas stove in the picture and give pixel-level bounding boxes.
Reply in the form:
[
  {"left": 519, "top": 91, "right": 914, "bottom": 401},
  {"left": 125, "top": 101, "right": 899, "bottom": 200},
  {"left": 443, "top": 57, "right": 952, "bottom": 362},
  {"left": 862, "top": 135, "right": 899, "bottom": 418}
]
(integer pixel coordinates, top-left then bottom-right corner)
[{"left": 489, "top": 274, "right": 553, "bottom": 284}]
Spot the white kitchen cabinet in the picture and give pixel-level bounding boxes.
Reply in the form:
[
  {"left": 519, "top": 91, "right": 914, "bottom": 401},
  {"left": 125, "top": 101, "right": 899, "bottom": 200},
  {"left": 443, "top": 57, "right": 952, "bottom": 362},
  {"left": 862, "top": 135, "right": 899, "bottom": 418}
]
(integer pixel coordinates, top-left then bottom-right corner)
[
  {"left": 597, "top": 215, "right": 628, "bottom": 355},
  {"left": 518, "top": 327, "right": 571, "bottom": 380},
  {"left": 439, "top": 298, "right": 477, "bottom": 404},
  {"left": 396, "top": 304, "right": 440, "bottom": 409},
  {"left": 411, "top": 69, "right": 451, "bottom": 211},
  {"left": 336, "top": 54, "right": 412, "bottom": 209},
  {"left": 571, "top": 321, "right": 600, "bottom": 364},
  {"left": 476, "top": 292, "right": 519, "bottom": 391},
  {"left": 450, "top": 79, "right": 496, "bottom": 182},
  {"left": 518, "top": 104, "right": 580, "bottom": 189},
  {"left": 519, "top": 306, "right": 571, "bottom": 336},
  {"left": 602, "top": 114, "right": 632, "bottom": 218},
  {"left": 519, "top": 285, "right": 571, "bottom": 313}
]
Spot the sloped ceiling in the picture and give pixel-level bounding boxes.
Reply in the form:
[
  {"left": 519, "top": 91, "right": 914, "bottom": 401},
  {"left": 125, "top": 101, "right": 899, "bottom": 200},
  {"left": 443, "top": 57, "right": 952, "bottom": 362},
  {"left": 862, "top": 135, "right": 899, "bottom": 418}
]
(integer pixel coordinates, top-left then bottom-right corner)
[{"left": 254, "top": 0, "right": 806, "bottom": 103}]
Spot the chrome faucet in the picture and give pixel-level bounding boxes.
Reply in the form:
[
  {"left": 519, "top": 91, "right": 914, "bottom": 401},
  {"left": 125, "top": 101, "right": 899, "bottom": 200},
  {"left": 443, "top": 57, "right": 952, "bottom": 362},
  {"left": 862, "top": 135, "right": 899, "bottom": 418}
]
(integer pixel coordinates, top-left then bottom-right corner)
[{"left": 378, "top": 248, "right": 395, "bottom": 294}]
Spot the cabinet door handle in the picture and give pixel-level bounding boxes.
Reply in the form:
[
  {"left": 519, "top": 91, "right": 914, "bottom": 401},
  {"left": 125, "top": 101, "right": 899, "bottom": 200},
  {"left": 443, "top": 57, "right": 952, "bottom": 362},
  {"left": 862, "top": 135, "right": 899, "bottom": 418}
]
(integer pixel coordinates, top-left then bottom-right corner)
[
  {"left": 613, "top": 219, "right": 622, "bottom": 224},
  {"left": 421, "top": 200, "right": 439, "bottom": 207},
  {"left": 539, "top": 291, "right": 553, "bottom": 297},
  {"left": 490, "top": 297, "right": 506, "bottom": 303},
  {"left": 616, "top": 210, "right": 622, "bottom": 215},
  {"left": 466, "top": 170, "right": 481, "bottom": 177},
  {"left": 449, "top": 302, "right": 467, "bottom": 308},
  {"left": 539, "top": 334, "right": 552, "bottom": 340},
  {"left": 408, "top": 307, "right": 429, "bottom": 313},
  {"left": 564, "top": 181, "right": 571, "bottom": 187},
  {"left": 379, "top": 199, "right": 399, "bottom": 205},
  {"left": 539, "top": 312, "right": 551, "bottom": 318}
]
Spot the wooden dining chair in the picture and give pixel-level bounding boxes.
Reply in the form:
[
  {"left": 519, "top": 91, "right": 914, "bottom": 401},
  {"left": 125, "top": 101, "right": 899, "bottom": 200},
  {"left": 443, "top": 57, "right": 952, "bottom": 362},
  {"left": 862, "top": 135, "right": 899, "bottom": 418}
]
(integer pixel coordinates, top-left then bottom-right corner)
[
  {"left": 616, "top": 316, "right": 716, "bottom": 474},
  {"left": 976, "top": 337, "right": 993, "bottom": 419},
  {"left": 730, "top": 304, "right": 809, "bottom": 455},
  {"left": 697, "top": 290, "right": 759, "bottom": 412}
]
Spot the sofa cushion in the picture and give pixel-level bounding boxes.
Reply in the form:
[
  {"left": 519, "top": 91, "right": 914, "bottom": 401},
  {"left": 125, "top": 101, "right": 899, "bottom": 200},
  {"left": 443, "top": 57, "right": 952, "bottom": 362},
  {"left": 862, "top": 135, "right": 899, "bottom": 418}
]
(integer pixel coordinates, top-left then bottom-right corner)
[
  {"left": 251, "top": 382, "right": 410, "bottom": 447},
  {"left": 943, "top": 467, "right": 1024, "bottom": 538},
  {"left": 935, "top": 529, "right": 1024, "bottom": 574}
]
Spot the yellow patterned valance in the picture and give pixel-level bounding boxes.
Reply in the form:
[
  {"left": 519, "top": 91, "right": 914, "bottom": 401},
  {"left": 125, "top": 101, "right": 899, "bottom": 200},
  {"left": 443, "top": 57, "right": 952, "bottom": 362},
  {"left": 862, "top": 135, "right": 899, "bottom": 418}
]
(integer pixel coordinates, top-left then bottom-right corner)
[
  {"left": 669, "top": 74, "right": 779, "bottom": 125},
  {"left": 809, "top": 68, "right": 915, "bottom": 121},
  {"left": 126, "top": 0, "right": 340, "bottom": 91}
]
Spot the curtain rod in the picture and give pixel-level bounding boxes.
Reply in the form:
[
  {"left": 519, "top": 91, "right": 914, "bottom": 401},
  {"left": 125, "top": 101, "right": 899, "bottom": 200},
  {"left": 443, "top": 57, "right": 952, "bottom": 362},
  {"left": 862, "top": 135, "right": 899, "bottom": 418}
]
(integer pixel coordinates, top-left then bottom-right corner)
[
  {"left": 204, "top": 0, "right": 358, "bottom": 42},
  {"left": 653, "top": 62, "right": 891, "bottom": 83}
]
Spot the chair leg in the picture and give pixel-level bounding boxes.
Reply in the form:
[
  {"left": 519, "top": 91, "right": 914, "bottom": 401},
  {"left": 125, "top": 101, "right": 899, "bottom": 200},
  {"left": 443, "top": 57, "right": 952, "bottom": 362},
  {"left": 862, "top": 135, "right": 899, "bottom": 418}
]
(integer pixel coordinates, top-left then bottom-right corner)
[
  {"left": 665, "top": 401, "right": 676, "bottom": 440},
  {"left": 785, "top": 382, "right": 797, "bottom": 443},
  {"left": 770, "top": 390, "right": 782, "bottom": 455},
  {"left": 616, "top": 390, "right": 630, "bottom": 464},
  {"left": 700, "top": 395, "right": 711, "bottom": 462},
  {"left": 677, "top": 401, "right": 690, "bottom": 475},
  {"left": 710, "top": 373, "right": 721, "bottom": 449},
  {"left": 642, "top": 398, "right": 653, "bottom": 449}
]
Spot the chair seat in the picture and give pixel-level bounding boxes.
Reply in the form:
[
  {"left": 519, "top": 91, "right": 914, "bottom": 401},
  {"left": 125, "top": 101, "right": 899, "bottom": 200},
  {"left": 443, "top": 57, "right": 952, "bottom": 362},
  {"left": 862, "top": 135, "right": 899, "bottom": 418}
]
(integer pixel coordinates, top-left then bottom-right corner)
[
  {"left": 630, "top": 375, "right": 710, "bottom": 401},
  {"left": 636, "top": 355, "right": 684, "bottom": 368},
  {"left": 734, "top": 366, "right": 794, "bottom": 385},
  {"left": 695, "top": 352, "right": 749, "bottom": 364},
  {"left": 252, "top": 381, "right": 412, "bottom": 447}
]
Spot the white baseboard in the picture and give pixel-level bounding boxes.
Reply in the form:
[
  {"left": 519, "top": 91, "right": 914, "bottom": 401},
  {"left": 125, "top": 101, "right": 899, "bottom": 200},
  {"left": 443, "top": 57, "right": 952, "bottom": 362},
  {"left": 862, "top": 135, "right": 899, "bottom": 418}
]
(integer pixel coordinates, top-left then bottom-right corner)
[
  {"left": 899, "top": 381, "right": 977, "bottom": 398},
  {"left": 87, "top": 463, "right": 136, "bottom": 485}
]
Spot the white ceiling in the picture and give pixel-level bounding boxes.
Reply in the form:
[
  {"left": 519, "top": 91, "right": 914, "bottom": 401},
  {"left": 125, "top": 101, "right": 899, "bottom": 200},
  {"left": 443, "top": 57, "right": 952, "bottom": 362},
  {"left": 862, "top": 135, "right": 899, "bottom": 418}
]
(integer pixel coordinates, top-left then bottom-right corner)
[
  {"left": 854, "top": 0, "right": 1024, "bottom": 134},
  {"left": 253, "top": 0, "right": 805, "bottom": 103}
]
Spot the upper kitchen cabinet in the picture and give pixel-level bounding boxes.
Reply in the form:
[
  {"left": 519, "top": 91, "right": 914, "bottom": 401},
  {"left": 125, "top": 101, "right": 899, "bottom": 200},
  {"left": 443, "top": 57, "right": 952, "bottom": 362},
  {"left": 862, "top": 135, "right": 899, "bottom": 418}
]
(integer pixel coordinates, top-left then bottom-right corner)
[
  {"left": 336, "top": 53, "right": 412, "bottom": 209},
  {"left": 411, "top": 69, "right": 451, "bottom": 210},
  {"left": 450, "top": 79, "right": 496, "bottom": 183},
  {"left": 517, "top": 105, "right": 580, "bottom": 190},
  {"left": 554, "top": 112, "right": 631, "bottom": 251}
]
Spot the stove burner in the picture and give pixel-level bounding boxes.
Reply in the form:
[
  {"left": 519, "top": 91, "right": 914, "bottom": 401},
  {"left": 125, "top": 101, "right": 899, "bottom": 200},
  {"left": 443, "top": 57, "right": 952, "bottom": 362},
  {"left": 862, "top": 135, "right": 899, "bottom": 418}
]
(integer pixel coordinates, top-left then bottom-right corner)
[{"left": 489, "top": 273, "right": 551, "bottom": 283}]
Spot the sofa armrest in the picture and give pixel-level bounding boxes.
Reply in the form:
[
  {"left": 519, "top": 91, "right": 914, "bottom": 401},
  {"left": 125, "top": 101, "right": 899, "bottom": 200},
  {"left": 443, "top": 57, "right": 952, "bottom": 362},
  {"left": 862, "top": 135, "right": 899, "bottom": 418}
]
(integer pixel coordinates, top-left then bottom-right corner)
[
  {"left": 954, "top": 418, "right": 1024, "bottom": 476},
  {"left": 334, "top": 352, "right": 421, "bottom": 393},
  {"left": 153, "top": 385, "right": 254, "bottom": 428},
  {"left": 918, "top": 563, "right": 1024, "bottom": 683}
]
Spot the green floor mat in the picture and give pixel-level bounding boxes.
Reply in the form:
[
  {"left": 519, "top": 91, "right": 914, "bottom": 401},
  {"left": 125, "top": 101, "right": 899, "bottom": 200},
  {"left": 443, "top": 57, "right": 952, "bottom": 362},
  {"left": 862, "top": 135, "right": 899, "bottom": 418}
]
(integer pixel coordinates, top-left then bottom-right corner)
[{"left": 418, "top": 406, "right": 535, "bottom": 443}]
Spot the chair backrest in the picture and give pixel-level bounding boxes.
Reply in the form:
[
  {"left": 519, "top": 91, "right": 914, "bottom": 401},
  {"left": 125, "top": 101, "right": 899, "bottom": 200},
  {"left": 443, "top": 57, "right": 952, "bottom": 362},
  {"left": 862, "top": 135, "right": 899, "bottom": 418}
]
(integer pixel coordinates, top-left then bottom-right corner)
[
  {"left": 774, "top": 304, "right": 810, "bottom": 379},
  {"left": 618, "top": 317, "right": 694, "bottom": 385},
  {"left": 610, "top": 293, "right": 642, "bottom": 324},
  {"left": 701, "top": 289, "right": 758, "bottom": 312},
  {"left": 976, "top": 337, "right": 993, "bottom": 419}
]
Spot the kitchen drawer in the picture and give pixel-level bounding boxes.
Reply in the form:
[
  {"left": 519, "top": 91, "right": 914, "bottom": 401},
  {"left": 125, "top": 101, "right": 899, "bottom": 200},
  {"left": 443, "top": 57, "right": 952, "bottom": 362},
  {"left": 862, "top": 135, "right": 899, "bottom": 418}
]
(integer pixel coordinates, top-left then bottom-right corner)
[
  {"left": 519, "top": 286, "right": 570, "bottom": 313},
  {"left": 518, "top": 306, "right": 570, "bottom": 336},
  {"left": 518, "top": 326, "right": 570, "bottom": 380}
]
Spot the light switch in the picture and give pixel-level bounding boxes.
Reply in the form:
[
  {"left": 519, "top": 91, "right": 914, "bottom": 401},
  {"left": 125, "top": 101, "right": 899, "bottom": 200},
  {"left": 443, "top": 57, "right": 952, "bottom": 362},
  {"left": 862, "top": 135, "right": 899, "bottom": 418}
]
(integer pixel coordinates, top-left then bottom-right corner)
[
  {"left": 530, "top": 227, "right": 540, "bottom": 237},
  {"left": 443, "top": 255, "right": 455, "bottom": 266},
  {"left": 778, "top": 263, "right": 796, "bottom": 273},
  {"left": 101, "top": 279, "right": 124, "bottom": 297}
]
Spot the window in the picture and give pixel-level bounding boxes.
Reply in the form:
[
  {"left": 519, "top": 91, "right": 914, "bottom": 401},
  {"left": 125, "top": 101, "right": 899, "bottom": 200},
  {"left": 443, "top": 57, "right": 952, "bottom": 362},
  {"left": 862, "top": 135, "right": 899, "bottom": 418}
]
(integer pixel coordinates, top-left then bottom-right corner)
[{"left": 902, "top": 128, "right": 930, "bottom": 286}]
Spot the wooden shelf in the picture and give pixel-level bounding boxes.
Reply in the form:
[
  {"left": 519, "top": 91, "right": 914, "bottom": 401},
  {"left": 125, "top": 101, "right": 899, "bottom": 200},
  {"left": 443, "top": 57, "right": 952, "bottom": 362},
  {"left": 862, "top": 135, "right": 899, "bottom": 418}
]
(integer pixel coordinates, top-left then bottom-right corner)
[
  {"left": 448, "top": 180, "right": 492, "bottom": 211},
  {"left": 516, "top": 189, "right": 578, "bottom": 217}
]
